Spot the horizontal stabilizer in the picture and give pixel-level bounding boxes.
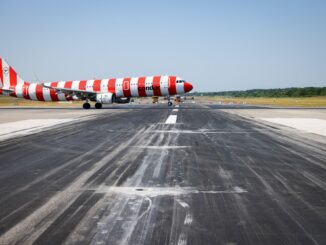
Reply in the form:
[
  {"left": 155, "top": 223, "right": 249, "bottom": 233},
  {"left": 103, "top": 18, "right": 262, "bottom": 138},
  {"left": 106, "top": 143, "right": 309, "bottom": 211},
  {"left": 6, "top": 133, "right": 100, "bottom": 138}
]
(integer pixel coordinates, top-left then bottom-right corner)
[{"left": 1, "top": 88, "right": 15, "bottom": 93}]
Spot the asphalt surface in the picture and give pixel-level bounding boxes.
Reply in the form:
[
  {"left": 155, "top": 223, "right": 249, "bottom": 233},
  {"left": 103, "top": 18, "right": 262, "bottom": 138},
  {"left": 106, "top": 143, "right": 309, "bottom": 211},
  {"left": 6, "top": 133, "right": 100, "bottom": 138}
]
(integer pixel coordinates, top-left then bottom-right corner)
[{"left": 0, "top": 103, "right": 326, "bottom": 245}]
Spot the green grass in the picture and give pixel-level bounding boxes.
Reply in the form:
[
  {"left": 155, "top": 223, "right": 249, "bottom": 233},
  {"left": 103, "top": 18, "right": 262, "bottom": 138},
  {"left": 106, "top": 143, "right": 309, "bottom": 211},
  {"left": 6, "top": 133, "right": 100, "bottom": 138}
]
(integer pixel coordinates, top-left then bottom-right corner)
[
  {"left": 199, "top": 96, "right": 326, "bottom": 107},
  {"left": 2, "top": 95, "right": 326, "bottom": 108}
]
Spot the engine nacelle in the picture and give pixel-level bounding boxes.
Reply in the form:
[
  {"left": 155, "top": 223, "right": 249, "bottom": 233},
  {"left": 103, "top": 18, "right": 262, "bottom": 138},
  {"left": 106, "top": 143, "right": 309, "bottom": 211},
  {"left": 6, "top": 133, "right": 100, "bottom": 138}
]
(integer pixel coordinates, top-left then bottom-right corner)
[{"left": 96, "top": 93, "right": 114, "bottom": 104}]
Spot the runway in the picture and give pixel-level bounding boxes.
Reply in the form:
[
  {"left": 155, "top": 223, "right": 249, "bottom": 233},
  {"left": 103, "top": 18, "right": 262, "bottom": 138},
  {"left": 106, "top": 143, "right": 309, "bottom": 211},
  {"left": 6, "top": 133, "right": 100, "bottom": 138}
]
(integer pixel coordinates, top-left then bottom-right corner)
[{"left": 0, "top": 103, "right": 325, "bottom": 245}]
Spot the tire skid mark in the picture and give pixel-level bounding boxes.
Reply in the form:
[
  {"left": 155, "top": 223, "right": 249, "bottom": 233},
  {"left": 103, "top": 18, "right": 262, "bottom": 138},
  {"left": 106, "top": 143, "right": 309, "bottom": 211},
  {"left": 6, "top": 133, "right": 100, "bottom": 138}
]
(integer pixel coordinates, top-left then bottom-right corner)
[
  {"left": 301, "top": 171, "right": 326, "bottom": 191},
  {"left": 91, "top": 127, "right": 173, "bottom": 244},
  {"left": 199, "top": 109, "right": 325, "bottom": 244},
  {"left": 0, "top": 126, "right": 149, "bottom": 244},
  {"left": 238, "top": 156, "right": 320, "bottom": 245},
  {"left": 176, "top": 199, "right": 192, "bottom": 245},
  {"left": 63, "top": 121, "right": 175, "bottom": 244},
  {"left": 272, "top": 172, "right": 324, "bottom": 216}
]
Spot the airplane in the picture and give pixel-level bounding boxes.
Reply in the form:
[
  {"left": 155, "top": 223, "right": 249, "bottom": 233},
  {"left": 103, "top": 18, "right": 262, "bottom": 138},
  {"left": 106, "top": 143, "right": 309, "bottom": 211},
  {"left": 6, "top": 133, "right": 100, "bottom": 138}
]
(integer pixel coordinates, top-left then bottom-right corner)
[{"left": 0, "top": 57, "right": 193, "bottom": 109}]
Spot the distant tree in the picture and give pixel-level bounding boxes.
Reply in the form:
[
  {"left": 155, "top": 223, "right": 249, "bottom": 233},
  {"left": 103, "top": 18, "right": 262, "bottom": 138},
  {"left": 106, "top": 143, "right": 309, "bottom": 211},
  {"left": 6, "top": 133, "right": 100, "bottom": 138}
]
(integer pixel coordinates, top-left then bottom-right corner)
[{"left": 189, "top": 87, "right": 326, "bottom": 98}]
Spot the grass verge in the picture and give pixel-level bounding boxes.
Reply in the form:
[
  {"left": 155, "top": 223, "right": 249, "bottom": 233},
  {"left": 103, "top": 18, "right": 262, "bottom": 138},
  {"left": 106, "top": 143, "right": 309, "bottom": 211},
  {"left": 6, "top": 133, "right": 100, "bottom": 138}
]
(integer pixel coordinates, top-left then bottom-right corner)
[{"left": 199, "top": 96, "right": 326, "bottom": 107}]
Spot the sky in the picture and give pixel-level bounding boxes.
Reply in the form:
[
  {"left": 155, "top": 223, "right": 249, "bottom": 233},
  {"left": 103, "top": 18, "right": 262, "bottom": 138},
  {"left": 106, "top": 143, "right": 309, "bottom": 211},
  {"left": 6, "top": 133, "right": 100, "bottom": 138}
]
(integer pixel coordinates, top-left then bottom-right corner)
[{"left": 1, "top": 0, "right": 325, "bottom": 92}]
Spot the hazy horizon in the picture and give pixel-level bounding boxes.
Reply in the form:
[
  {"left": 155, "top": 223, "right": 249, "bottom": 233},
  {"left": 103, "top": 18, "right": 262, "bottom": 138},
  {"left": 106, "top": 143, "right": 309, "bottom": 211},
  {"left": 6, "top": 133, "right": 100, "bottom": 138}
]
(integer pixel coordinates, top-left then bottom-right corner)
[{"left": 1, "top": 0, "right": 325, "bottom": 92}]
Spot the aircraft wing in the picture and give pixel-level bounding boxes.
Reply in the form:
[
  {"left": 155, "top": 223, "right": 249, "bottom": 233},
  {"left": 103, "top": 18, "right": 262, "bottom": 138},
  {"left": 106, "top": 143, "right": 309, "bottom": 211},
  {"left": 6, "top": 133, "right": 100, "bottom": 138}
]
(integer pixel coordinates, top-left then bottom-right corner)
[{"left": 41, "top": 83, "right": 97, "bottom": 98}]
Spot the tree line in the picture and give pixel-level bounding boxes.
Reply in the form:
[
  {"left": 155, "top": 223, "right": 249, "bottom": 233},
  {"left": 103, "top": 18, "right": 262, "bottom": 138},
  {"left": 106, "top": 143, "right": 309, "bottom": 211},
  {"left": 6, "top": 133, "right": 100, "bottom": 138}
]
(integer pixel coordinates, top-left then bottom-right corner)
[{"left": 190, "top": 87, "right": 326, "bottom": 97}]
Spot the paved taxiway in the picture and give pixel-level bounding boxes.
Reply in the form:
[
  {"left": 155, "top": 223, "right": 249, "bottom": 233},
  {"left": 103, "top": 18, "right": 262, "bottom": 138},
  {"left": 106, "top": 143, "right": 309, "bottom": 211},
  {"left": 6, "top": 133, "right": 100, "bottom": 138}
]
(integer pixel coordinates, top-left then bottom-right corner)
[{"left": 0, "top": 103, "right": 326, "bottom": 245}]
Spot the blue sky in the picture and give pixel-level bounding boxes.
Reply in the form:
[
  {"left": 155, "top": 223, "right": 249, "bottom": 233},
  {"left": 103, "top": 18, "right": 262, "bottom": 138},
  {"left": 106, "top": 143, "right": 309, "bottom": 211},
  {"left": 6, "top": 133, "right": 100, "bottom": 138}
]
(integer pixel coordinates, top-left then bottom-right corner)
[{"left": 1, "top": 0, "right": 325, "bottom": 91}]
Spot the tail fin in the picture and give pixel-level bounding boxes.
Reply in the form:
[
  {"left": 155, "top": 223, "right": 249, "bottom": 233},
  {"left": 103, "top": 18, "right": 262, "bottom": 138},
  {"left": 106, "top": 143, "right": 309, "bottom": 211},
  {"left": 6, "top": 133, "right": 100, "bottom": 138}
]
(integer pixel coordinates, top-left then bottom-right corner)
[{"left": 0, "top": 57, "right": 26, "bottom": 89}]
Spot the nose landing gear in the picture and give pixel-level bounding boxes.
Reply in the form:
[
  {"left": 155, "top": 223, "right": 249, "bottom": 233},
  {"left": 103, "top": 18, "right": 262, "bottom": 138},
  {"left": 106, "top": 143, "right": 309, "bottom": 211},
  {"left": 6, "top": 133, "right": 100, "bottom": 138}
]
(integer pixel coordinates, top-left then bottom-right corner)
[{"left": 167, "top": 96, "right": 173, "bottom": 106}]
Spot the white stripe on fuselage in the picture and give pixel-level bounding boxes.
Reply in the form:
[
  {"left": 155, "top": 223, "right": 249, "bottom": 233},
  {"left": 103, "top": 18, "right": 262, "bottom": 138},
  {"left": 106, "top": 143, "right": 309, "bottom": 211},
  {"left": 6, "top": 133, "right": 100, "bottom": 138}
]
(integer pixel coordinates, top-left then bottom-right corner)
[
  {"left": 43, "top": 87, "right": 52, "bottom": 101},
  {"left": 71, "top": 80, "right": 80, "bottom": 90},
  {"left": 28, "top": 83, "right": 37, "bottom": 100},
  {"left": 130, "top": 77, "right": 139, "bottom": 97},
  {"left": 57, "top": 81, "right": 65, "bottom": 89},
  {"left": 15, "top": 83, "right": 24, "bottom": 98},
  {"left": 145, "top": 76, "right": 153, "bottom": 97},
  {"left": 160, "top": 76, "right": 168, "bottom": 96},
  {"left": 86, "top": 80, "right": 94, "bottom": 92},
  {"left": 115, "top": 78, "right": 123, "bottom": 97},
  {"left": 101, "top": 79, "right": 108, "bottom": 93}
]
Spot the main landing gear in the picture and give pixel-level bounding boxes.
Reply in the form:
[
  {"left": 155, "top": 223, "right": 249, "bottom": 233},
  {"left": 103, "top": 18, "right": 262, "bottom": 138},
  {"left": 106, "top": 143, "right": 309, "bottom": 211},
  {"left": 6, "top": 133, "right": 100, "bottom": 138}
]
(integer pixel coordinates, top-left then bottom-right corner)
[
  {"left": 95, "top": 102, "right": 102, "bottom": 109},
  {"left": 83, "top": 102, "right": 91, "bottom": 109},
  {"left": 82, "top": 102, "right": 103, "bottom": 109}
]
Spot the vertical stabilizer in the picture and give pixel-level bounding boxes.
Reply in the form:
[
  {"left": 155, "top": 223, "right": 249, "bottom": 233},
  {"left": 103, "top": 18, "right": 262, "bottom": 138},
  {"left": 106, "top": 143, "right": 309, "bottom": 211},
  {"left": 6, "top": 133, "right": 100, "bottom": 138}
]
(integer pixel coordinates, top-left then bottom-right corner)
[{"left": 0, "top": 57, "right": 26, "bottom": 89}]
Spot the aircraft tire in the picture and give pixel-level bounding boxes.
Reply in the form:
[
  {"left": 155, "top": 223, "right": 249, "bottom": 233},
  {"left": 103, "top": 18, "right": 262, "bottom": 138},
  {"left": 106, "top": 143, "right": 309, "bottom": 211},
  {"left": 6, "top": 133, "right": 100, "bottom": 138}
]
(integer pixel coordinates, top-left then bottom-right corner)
[
  {"left": 83, "top": 102, "right": 91, "bottom": 109},
  {"left": 95, "top": 103, "right": 102, "bottom": 109}
]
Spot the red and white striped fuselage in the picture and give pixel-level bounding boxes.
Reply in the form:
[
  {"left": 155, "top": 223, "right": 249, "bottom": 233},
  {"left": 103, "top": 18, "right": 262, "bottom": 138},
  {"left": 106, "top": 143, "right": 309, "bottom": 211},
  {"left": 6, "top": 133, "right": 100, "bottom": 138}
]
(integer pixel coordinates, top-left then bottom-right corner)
[
  {"left": 0, "top": 57, "right": 193, "bottom": 106},
  {"left": 1, "top": 76, "right": 192, "bottom": 101}
]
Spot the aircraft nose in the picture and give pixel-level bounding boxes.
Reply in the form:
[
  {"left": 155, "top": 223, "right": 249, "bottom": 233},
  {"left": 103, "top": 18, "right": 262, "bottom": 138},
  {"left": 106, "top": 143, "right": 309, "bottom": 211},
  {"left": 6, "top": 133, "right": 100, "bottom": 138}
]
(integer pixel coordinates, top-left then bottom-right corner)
[{"left": 184, "top": 82, "right": 193, "bottom": 93}]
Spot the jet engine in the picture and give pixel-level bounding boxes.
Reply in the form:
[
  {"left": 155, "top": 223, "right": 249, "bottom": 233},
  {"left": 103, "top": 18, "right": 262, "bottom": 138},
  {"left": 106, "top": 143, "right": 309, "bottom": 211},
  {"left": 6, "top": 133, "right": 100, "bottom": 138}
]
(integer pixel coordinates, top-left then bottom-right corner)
[
  {"left": 95, "top": 93, "right": 130, "bottom": 104},
  {"left": 96, "top": 93, "right": 114, "bottom": 104}
]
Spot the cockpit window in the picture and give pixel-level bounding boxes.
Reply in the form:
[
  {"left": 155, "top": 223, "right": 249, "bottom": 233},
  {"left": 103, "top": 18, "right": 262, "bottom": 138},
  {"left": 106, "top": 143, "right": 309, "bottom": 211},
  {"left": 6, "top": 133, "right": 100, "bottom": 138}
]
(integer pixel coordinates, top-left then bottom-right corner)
[{"left": 176, "top": 80, "right": 185, "bottom": 83}]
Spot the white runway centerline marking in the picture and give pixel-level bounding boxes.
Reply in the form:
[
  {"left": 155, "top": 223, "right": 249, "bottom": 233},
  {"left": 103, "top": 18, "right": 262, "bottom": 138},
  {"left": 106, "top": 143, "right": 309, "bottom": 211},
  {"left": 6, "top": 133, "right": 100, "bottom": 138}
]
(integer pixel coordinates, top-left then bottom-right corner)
[
  {"left": 173, "top": 109, "right": 179, "bottom": 112},
  {"left": 165, "top": 115, "right": 177, "bottom": 124}
]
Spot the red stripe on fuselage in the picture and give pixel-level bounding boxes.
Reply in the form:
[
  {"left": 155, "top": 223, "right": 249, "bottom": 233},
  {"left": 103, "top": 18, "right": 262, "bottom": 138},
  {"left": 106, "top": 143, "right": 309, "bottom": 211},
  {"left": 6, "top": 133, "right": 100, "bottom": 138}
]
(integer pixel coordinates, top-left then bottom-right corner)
[
  {"left": 79, "top": 80, "right": 87, "bottom": 90},
  {"left": 64, "top": 81, "right": 72, "bottom": 89},
  {"left": 9, "top": 67, "right": 17, "bottom": 88},
  {"left": 35, "top": 85, "right": 45, "bottom": 101},
  {"left": 9, "top": 67, "right": 17, "bottom": 99},
  {"left": 23, "top": 82, "right": 30, "bottom": 99},
  {"left": 122, "top": 78, "right": 131, "bottom": 97},
  {"left": 63, "top": 81, "right": 72, "bottom": 100},
  {"left": 49, "top": 82, "right": 59, "bottom": 101},
  {"left": 152, "top": 76, "right": 162, "bottom": 96},
  {"left": 108, "top": 79, "right": 116, "bottom": 94},
  {"left": 93, "top": 79, "right": 101, "bottom": 92},
  {"left": 168, "top": 76, "right": 177, "bottom": 95},
  {"left": 137, "top": 77, "right": 146, "bottom": 97}
]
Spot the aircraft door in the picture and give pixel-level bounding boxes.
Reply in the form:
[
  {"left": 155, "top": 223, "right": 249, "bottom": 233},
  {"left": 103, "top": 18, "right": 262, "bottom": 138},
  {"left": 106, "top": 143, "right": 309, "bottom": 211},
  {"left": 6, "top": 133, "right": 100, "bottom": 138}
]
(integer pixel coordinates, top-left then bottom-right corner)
[
  {"left": 123, "top": 80, "right": 129, "bottom": 91},
  {"left": 122, "top": 78, "right": 131, "bottom": 97}
]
